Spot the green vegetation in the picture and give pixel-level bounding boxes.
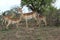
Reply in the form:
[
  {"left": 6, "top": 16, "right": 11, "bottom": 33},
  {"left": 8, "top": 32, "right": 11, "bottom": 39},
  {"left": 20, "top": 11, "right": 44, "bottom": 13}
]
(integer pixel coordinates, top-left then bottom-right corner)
[
  {"left": 21, "top": 0, "right": 56, "bottom": 14},
  {"left": 0, "top": 0, "right": 60, "bottom": 40}
]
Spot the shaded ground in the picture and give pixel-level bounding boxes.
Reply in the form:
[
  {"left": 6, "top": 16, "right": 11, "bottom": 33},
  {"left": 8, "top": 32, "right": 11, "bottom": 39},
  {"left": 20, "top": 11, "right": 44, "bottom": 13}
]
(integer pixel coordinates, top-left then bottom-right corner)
[{"left": 0, "top": 20, "right": 60, "bottom": 40}]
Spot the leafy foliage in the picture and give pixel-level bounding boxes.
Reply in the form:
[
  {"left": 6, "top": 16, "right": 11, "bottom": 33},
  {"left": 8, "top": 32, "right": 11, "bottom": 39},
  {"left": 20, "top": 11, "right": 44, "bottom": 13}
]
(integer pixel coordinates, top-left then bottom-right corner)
[{"left": 21, "top": 0, "right": 56, "bottom": 14}]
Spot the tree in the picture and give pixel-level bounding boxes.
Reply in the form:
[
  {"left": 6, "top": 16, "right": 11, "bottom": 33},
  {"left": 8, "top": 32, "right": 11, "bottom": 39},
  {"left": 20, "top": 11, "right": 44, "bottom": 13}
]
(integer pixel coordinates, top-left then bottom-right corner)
[{"left": 21, "top": 0, "right": 56, "bottom": 15}]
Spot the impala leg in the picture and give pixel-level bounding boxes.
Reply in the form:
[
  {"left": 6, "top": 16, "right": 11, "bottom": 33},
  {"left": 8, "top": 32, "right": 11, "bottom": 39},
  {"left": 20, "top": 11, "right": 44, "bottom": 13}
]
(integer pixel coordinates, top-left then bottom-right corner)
[
  {"left": 36, "top": 15, "right": 40, "bottom": 27},
  {"left": 2, "top": 19, "right": 7, "bottom": 25},
  {"left": 26, "top": 17, "right": 28, "bottom": 28},
  {"left": 39, "top": 19, "right": 41, "bottom": 27},
  {"left": 2, "top": 19, "right": 4, "bottom": 25},
  {"left": 16, "top": 24, "right": 19, "bottom": 38},
  {"left": 42, "top": 17, "right": 47, "bottom": 26},
  {"left": 34, "top": 17, "right": 39, "bottom": 25},
  {"left": 5, "top": 20, "right": 7, "bottom": 24},
  {"left": 6, "top": 21, "right": 11, "bottom": 29},
  {"left": 16, "top": 24, "right": 18, "bottom": 29},
  {"left": 1, "top": 18, "right": 4, "bottom": 25},
  {"left": 16, "top": 23, "right": 19, "bottom": 29},
  {"left": 43, "top": 19, "right": 47, "bottom": 26}
]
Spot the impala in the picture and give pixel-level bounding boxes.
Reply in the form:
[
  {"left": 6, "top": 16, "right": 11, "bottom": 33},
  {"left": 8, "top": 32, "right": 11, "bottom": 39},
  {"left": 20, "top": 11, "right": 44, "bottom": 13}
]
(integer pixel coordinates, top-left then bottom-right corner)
[
  {"left": 2, "top": 12, "right": 21, "bottom": 29},
  {"left": 18, "top": 8, "right": 47, "bottom": 27},
  {"left": 38, "top": 15, "right": 47, "bottom": 26},
  {"left": 2, "top": 13, "right": 15, "bottom": 24},
  {"left": 3, "top": 15, "right": 21, "bottom": 29},
  {"left": 18, "top": 8, "right": 39, "bottom": 28},
  {"left": 2, "top": 8, "right": 47, "bottom": 29}
]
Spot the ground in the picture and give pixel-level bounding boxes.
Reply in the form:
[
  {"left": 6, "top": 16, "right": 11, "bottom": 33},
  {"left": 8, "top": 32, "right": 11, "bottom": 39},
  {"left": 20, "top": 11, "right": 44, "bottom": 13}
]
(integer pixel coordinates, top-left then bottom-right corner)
[{"left": 0, "top": 20, "right": 60, "bottom": 40}]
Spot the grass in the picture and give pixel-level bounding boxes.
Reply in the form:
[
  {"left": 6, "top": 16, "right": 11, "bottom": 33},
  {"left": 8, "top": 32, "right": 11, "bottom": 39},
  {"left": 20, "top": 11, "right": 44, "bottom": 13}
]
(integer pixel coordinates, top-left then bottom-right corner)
[{"left": 0, "top": 20, "right": 60, "bottom": 40}]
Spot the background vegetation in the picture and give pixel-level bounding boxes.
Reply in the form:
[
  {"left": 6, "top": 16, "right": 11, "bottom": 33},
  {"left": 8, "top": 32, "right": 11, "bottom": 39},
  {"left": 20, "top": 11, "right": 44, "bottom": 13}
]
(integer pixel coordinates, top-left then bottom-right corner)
[
  {"left": 0, "top": 0, "right": 59, "bottom": 26},
  {"left": 0, "top": 0, "right": 60, "bottom": 40}
]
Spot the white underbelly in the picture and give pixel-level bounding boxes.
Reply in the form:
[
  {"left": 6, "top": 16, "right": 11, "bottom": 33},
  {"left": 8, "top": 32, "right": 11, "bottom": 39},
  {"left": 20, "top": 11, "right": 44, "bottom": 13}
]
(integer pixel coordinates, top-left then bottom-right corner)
[{"left": 24, "top": 16, "right": 33, "bottom": 20}]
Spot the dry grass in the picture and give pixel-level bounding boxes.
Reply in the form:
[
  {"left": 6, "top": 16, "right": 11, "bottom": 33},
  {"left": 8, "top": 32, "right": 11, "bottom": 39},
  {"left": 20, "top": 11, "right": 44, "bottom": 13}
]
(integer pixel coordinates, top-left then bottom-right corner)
[{"left": 0, "top": 20, "right": 60, "bottom": 40}]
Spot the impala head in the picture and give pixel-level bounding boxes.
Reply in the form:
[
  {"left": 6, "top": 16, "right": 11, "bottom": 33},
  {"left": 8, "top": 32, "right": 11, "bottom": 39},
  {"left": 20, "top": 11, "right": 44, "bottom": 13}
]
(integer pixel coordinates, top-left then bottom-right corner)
[{"left": 17, "top": 8, "right": 22, "bottom": 14}]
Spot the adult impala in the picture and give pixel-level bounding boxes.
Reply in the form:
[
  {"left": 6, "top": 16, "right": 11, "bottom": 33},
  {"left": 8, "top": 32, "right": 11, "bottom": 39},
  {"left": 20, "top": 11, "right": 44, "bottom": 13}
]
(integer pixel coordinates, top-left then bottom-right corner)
[
  {"left": 2, "top": 8, "right": 47, "bottom": 29},
  {"left": 2, "top": 12, "right": 21, "bottom": 29},
  {"left": 2, "top": 12, "right": 15, "bottom": 24},
  {"left": 18, "top": 8, "right": 47, "bottom": 27},
  {"left": 38, "top": 14, "right": 47, "bottom": 26},
  {"left": 2, "top": 15, "right": 21, "bottom": 29}
]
